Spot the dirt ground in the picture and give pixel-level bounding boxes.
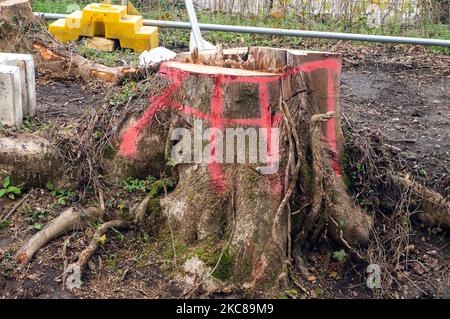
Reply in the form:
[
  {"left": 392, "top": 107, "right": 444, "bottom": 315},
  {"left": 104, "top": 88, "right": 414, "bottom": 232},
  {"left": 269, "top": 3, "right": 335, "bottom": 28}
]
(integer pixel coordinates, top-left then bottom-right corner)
[
  {"left": 0, "top": 43, "right": 449, "bottom": 299},
  {"left": 341, "top": 61, "right": 449, "bottom": 195}
]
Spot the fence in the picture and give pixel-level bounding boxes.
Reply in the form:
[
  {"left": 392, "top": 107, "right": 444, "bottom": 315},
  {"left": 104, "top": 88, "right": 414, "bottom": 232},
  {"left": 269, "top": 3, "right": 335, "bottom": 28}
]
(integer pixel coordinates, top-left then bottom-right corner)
[{"left": 31, "top": 0, "right": 450, "bottom": 36}]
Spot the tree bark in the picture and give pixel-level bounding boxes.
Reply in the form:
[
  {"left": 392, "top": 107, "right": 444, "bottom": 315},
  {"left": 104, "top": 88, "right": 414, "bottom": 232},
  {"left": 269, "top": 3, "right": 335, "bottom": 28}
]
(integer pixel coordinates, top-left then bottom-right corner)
[
  {"left": 0, "top": 0, "right": 34, "bottom": 24},
  {"left": 32, "top": 42, "right": 140, "bottom": 85},
  {"left": 0, "top": 0, "right": 35, "bottom": 52}
]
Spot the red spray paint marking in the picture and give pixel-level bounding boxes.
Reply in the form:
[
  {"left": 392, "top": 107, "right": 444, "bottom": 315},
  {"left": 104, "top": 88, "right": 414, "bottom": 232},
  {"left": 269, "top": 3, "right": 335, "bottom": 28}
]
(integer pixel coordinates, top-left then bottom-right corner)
[
  {"left": 119, "top": 57, "right": 342, "bottom": 188},
  {"left": 327, "top": 71, "right": 342, "bottom": 176},
  {"left": 209, "top": 76, "right": 226, "bottom": 191},
  {"left": 119, "top": 68, "right": 189, "bottom": 157}
]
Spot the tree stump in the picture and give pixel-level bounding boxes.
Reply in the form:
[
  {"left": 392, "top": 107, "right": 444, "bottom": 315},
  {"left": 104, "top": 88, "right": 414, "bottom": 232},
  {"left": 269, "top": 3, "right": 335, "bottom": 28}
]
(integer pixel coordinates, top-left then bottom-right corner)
[
  {"left": 118, "top": 47, "right": 373, "bottom": 288},
  {"left": 0, "top": 0, "right": 34, "bottom": 24},
  {"left": 0, "top": 0, "right": 35, "bottom": 52}
]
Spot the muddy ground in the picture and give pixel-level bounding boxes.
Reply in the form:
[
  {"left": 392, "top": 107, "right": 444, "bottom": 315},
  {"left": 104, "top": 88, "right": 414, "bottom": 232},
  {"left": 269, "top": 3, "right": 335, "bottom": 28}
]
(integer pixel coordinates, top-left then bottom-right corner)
[{"left": 0, "top": 43, "right": 449, "bottom": 299}]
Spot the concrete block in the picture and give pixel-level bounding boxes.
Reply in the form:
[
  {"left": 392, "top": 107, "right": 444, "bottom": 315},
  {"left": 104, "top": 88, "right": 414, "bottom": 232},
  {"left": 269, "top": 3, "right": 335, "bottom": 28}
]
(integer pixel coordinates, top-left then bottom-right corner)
[
  {"left": 0, "top": 53, "right": 36, "bottom": 116},
  {"left": 0, "top": 65, "right": 23, "bottom": 127}
]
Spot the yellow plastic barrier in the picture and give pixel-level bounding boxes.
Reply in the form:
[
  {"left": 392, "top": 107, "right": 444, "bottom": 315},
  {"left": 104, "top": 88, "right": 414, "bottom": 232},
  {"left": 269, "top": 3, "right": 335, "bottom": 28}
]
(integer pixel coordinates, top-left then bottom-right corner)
[{"left": 48, "top": 3, "right": 158, "bottom": 52}]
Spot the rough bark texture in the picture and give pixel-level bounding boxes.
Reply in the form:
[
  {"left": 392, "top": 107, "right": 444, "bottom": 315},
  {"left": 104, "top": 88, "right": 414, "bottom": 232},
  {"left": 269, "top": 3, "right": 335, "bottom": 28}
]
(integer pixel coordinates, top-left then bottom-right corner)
[
  {"left": 32, "top": 42, "right": 140, "bottom": 85},
  {"left": 0, "top": 0, "right": 34, "bottom": 24},
  {"left": 0, "top": 0, "right": 35, "bottom": 52},
  {"left": 0, "top": 135, "right": 61, "bottom": 187},
  {"left": 116, "top": 47, "right": 374, "bottom": 288},
  {"left": 105, "top": 112, "right": 170, "bottom": 183}
]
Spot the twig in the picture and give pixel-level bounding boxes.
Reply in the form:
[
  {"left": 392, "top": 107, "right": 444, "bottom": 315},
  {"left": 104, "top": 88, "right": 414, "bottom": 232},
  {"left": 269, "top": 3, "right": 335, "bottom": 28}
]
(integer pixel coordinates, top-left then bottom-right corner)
[
  {"left": 66, "top": 219, "right": 131, "bottom": 290},
  {"left": 1, "top": 193, "right": 31, "bottom": 222},
  {"left": 61, "top": 236, "right": 71, "bottom": 291}
]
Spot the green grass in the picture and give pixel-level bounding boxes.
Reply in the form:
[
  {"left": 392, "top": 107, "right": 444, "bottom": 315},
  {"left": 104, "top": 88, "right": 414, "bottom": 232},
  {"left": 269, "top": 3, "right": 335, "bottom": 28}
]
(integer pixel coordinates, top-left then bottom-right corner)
[
  {"left": 32, "top": 0, "right": 86, "bottom": 13},
  {"left": 31, "top": 1, "right": 449, "bottom": 54},
  {"left": 77, "top": 40, "right": 140, "bottom": 66}
]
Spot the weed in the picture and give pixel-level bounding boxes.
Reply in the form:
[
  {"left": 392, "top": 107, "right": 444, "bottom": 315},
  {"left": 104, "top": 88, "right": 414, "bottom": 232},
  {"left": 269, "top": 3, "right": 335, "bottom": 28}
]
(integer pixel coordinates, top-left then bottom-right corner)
[
  {"left": 333, "top": 249, "right": 347, "bottom": 263},
  {"left": 45, "top": 181, "right": 75, "bottom": 206},
  {"left": 0, "top": 177, "right": 22, "bottom": 200},
  {"left": 0, "top": 219, "right": 12, "bottom": 231},
  {"left": 122, "top": 176, "right": 156, "bottom": 193}
]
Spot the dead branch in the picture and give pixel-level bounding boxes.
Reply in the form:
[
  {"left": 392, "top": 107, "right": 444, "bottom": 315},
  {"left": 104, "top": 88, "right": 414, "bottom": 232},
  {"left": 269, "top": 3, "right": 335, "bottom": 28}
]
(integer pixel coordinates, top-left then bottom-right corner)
[
  {"left": 66, "top": 219, "right": 131, "bottom": 290},
  {"left": 15, "top": 205, "right": 104, "bottom": 266},
  {"left": 32, "top": 41, "right": 141, "bottom": 85},
  {"left": 392, "top": 174, "right": 450, "bottom": 228}
]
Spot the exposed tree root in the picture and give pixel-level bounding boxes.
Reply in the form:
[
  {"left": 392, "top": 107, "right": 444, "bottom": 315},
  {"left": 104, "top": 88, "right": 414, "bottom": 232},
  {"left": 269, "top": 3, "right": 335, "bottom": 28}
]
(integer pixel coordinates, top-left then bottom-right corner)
[
  {"left": 272, "top": 100, "right": 301, "bottom": 250},
  {"left": 66, "top": 220, "right": 131, "bottom": 290},
  {"left": 64, "top": 195, "right": 154, "bottom": 290},
  {"left": 295, "top": 112, "right": 333, "bottom": 247},
  {"left": 133, "top": 196, "right": 152, "bottom": 226},
  {"left": 392, "top": 174, "right": 450, "bottom": 229},
  {"left": 15, "top": 206, "right": 104, "bottom": 266}
]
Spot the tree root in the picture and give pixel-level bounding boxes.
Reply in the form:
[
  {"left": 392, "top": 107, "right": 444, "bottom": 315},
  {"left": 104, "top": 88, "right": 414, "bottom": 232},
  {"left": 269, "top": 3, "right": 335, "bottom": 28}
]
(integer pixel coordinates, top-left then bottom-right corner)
[
  {"left": 15, "top": 206, "right": 104, "bottom": 266},
  {"left": 272, "top": 100, "right": 301, "bottom": 249},
  {"left": 66, "top": 220, "right": 131, "bottom": 290},
  {"left": 392, "top": 174, "right": 450, "bottom": 228},
  {"left": 64, "top": 195, "right": 151, "bottom": 290},
  {"left": 133, "top": 196, "right": 152, "bottom": 226},
  {"left": 296, "top": 112, "right": 333, "bottom": 246}
]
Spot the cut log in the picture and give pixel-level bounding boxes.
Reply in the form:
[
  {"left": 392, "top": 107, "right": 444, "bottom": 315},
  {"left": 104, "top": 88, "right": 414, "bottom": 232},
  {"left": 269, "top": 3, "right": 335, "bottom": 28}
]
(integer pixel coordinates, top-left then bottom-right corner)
[
  {"left": 85, "top": 37, "right": 119, "bottom": 52},
  {"left": 0, "top": 135, "right": 61, "bottom": 187},
  {"left": 32, "top": 42, "right": 141, "bottom": 85},
  {"left": 0, "top": 0, "right": 34, "bottom": 25},
  {"left": 117, "top": 46, "right": 373, "bottom": 288}
]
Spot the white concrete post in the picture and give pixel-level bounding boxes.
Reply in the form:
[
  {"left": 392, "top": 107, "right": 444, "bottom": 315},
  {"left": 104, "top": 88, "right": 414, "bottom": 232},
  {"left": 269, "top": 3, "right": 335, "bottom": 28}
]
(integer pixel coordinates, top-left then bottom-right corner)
[
  {"left": 0, "top": 53, "right": 36, "bottom": 117},
  {"left": 0, "top": 65, "right": 23, "bottom": 127}
]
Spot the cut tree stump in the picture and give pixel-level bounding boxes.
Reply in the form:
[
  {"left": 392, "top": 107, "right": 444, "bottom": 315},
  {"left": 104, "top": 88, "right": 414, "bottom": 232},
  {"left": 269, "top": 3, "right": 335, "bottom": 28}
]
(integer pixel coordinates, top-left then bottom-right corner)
[
  {"left": 0, "top": 0, "right": 35, "bottom": 52},
  {"left": 117, "top": 47, "right": 374, "bottom": 288},
  {"left": 0, "top": 0, "right": 34, "bottom": 24}
]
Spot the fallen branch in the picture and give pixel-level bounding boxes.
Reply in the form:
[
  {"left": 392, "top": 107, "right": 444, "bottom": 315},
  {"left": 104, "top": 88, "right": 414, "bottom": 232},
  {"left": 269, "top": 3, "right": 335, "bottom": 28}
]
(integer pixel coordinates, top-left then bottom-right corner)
[
  {"left": 32, "top": 41, "right": 141, "bottom": 85},
  {"left": 1, "top": 193, "right": 31, "bottom": 222},
  {"left": 15, "top": 206, "right": 104, "bottom": 265},
  {"left": 66, "top": 219, "right": 131, "bottom": 290},
  {"left": 392, "top": 174, "right": 450, "bottom": 228}
]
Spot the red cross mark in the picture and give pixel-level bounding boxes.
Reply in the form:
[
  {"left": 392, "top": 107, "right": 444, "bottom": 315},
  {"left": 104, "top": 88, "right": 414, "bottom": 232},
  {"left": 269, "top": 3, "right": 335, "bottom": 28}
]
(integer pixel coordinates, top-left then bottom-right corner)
[{"left": 119, "top": 57, "right": 342, "bottom": 191}]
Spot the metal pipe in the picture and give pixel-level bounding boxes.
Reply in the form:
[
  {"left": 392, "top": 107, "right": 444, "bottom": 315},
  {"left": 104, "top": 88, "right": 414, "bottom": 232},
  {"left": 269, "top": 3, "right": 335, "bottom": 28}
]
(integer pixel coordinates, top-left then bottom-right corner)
[
  {"left": 184, "top": 0, "right": 205, "bottom": 50},
  {"left": 34, "top": 12, "right": 450, "bottom": 47}
]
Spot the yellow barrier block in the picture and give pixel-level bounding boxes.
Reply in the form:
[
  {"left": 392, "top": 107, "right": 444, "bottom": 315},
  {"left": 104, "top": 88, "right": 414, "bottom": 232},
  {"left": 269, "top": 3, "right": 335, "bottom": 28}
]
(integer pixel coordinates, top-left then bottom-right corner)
[{"left": 48, "top": 3, "right": 158, "bottom": 52}]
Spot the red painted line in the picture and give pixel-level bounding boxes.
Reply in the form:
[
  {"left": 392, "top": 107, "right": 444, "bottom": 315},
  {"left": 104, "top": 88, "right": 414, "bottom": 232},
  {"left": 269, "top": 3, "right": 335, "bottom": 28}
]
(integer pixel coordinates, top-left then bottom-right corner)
[
  {"left": 326, "top": 71, "right": 342, "bottom": 177},
  {"left": 208, "top": 76, "right": 226, "bottom": 191},
  {"left": 119, "top": 56, "right": 344, "bottom": 189}
]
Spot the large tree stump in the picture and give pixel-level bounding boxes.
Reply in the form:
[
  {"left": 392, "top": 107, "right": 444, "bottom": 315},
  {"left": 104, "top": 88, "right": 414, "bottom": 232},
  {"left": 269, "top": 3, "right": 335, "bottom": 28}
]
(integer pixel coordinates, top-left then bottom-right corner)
[
  {"left": 117, "top": 47, "right": 373, "bottom": 288},
  {"left": 0, "top": 0, "right": 33, "bottom": 24},
  {"left": 0, "top": 0, "right": 35, "bottom": 52}
]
